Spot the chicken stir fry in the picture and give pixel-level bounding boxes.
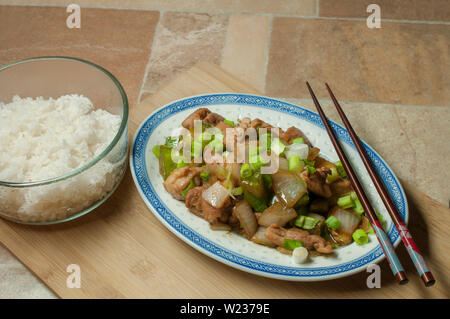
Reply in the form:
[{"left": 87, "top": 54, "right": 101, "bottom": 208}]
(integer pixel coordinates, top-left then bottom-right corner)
[{"left": 153, "top": 108, "right": 375, "bottom": 263}]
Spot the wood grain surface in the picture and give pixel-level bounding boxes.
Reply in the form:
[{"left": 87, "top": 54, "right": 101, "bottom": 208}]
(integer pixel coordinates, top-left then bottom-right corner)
[{"left": 0, "top": 62, "right": 448, "bottom": 298}]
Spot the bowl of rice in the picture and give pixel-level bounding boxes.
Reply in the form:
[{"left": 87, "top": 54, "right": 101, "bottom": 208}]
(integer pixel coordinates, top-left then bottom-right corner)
[{"left": 0, "top": 56, "right": 129, "bottom": 224}]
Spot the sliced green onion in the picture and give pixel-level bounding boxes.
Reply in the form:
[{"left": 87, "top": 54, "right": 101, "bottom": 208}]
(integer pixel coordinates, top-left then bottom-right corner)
[
  {"left": 294, "top": 215, "right": 306, "bottom": 228},
  {"left": 303, "top": 159, "right": 315, "bottom": 166},
  {"left": 231, "top": 186, "right": 243, "bottom": 196},
  {"left": 197, "top": 131, "right": 212, "bottom": 144},
  {"left": 292, "top": 137, "right": 305, "bottom": 144},
  {"left": 283, "top": 238, "right": 303, "bottom": 250},
  {"left": 200, "top": 169, "right": 209, "bottom": 182},
  {"left": 350, "top": 191, "right": 358, "bottom": 200},
  {"left": 302, "top": 216, "right": 320, "bottom": 230},
  {"left": 259, "top": 133, "right": 272, "bottom": 152},
  {"left": 271, "top": 138, "right": 286, "bottom": 155},
  {"left": 325, "top": 216, "right": 341, "bottom": 230},
  {"left": 367, "top": 224, "right": 375, "bottom": 234},
  {"left": 152, "top": 145, "right": 161, "bottom": 158},
  {"left": 240, "top": 163, "right": 253, "bottom": 178},
  {"left": 326, "top": 167, "right": 340, "bottom": 183},
  {"left": 352, "top": 229, "right": 369, "bottom": 245},
  {"left": 207, "top": 137, "right": 223, "bottom": 153},
  {"left": 250, "top": 155, "right": 266, "bottom": 170},
  {"left": 176, "top": 161, "right": 189, "bottom": 168},
  {"left": 353, "top": 198, "right": 364, "bottom": 215},
  {"left": 191, "top": 140, "right": 203, "bottom": 158},
  {"left": 165, "top": 136, "right": 180, "bottom": 147},
  {"left": 262, "top": 174, "right": 272, "bottom": 188},
  {"left": 181, "top": 179, "right": 195, "bottom": 198},
  {"left": 288, "top": 155, "right": 302, "bottom": 171},
  {"left": 224, "top": 119, "right": 235, "bottom": 127},
  {"left": 307, "top": 166, "right": 316, "bottom": 174},
  {"left": 337, "top": 195, "right": 354, "bottom": 209},
  {"left": 335, "top": 160, "right": 347, "bottom": 178}
]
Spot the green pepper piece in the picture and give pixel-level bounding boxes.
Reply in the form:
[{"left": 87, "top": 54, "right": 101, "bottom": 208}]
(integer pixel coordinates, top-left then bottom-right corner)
[
  {"left": 159, "top": 145, "right": 177, "bottom": 180},
  {"left": 243, "top": 190, "right": 267, "bottom": 212}
]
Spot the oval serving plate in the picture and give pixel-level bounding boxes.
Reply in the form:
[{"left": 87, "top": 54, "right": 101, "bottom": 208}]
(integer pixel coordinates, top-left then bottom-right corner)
[{"left": 130, "top": 93, "right": 408, "bottom": 281}]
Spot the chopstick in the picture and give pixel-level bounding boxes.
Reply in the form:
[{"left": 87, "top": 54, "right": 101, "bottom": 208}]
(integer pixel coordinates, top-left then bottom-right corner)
[
  {"left": 325, "top": 83, "right": 435, "bottom": 287},
  {"left": 306, "top": 82, "right": 408, "bottom": 285}
]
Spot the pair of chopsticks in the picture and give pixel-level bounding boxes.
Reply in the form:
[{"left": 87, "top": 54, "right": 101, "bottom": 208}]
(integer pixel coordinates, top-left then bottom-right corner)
[{"left": 306, "top": 82, "right": 435, "bottom": 287}]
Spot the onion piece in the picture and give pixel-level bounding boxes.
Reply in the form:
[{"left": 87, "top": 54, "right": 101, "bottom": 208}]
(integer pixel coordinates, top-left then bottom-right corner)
[
  {"left": 258, "top": 202, "right": 297, "bottom": 227},
  {"left": 292, "top": 246, "right": 309, "bottom": 264},
  {"left": 271, "top": 169, "right": 308, "bottom": 208},
  {"left": 329, "top": 206, "right": 361, "bottom": 245},
  {"left": 285, "top": 143, "right": 309, "bottom": 161},
  {"left": 233, "top": 200, "right": 258, "bottom": 239},
  {"left": 202, "top": 181, "right": 230, "bottom": 209},
  {"left": 251, "top": 226, "right": 277, "bottom": 247},
  {"left": 278, "top": 157, "right": 289, "bottom": 171}
]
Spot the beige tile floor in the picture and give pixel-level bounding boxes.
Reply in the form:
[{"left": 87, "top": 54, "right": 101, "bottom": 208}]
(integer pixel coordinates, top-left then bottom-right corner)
[{"left": 0, "top": 0, "right": 449, "bottom": 298}]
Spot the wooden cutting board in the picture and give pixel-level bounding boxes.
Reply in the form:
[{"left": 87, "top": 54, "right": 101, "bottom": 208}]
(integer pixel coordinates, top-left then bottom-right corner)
[{"left": 1, "top": 62, "right": 449, "bottom": 298}]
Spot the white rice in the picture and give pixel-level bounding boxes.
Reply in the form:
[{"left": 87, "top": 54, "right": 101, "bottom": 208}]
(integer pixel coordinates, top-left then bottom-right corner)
[{"left": 0, "top": 95, "right": 126, "bottom": 222}]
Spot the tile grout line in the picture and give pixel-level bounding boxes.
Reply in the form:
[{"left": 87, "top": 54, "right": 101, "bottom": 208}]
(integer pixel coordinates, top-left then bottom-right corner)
[
  {"left": 316, "top": 0, "right": 319, "bottom": 17},
  {"left": 137, "top": 10, "right": 165, "bottom": 104},
  {"left": 262, "top": 15, "right": 274, "bottom": 94},
  {"left": 2, "top": 3, "right": 450, "bottom": 25}
]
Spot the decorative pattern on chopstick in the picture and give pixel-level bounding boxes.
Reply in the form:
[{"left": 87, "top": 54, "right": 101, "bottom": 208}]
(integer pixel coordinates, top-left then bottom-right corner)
[
  {"left": 306, "top": 82, "right": 408, "bottom": 285},
  {"left": 325, "top": 83, "right": 435, "bottom": 287}
]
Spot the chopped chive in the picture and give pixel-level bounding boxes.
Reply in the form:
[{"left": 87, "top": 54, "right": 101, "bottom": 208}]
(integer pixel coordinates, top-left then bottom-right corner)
[
  {"left": 292, "top": 137, "right": 305, "bottom": 144},
  {"left": 249, "top": 155, "right": 266, "bottom": 170},
  {"left": 259, "top": 133, "right": 272, "bottom": 152},
  {"left": 352, "top": 229, "right": 369, "bottom": 245},
  {"left": 353, "top": 198, "right": 364, "bottom": 215},
  {"left": 302, "top": 216, "right": 320, "bottom": 230},
  {"left": 200, "top": 169, "right": 209, "bottom": 182},
  {"left": 325, "top": 216, "right": 341, "bottom": 230},
  {"left": 181, "top": 179, "right": 195, "bottom": 198},
  {"left": 326, "top": 166, "right": 340, "bottom": 183},
  {"left": 165, "top": 136, "right": 180, "bottom": 147},
  {"left": 240, "top": 163, "right": 253, "bottom": 178},
  {"left": 223, "top": 119, "right": 235, "bottom": 127},
  {"left": 176, "top": 161, "right": 189, "bottom": 168},
  {"left": 303, "top": 159, "right": 315, "bottom": 166},
  {"left": 288, "top": 155, "right": 302, "bottom": 171},
  {"left": 307, "top": 166, "right": 316, "bottom": 174},
  {"left": 337, "top": 195, "right": 354, "bottom": 208},
  {"left": 335, "top": 160, "right": 347, "bottom": 178},
  {"left": 283, "top": 238, "right": 303, "bottom": 250},
  {"left": 231, "top": 186, "right": 243, "bottom": 196},
  {"left": 191, "top": 140, "right": 203, "bottom": 158},
  {"left": 294, "top": 215, "right": 306, "bottom": 228}
]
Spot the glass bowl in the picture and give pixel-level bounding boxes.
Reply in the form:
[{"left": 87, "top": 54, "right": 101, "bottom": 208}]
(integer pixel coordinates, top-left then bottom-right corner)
[{"left": 0, "top": 57, "right": 129, "bottom": 225}]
